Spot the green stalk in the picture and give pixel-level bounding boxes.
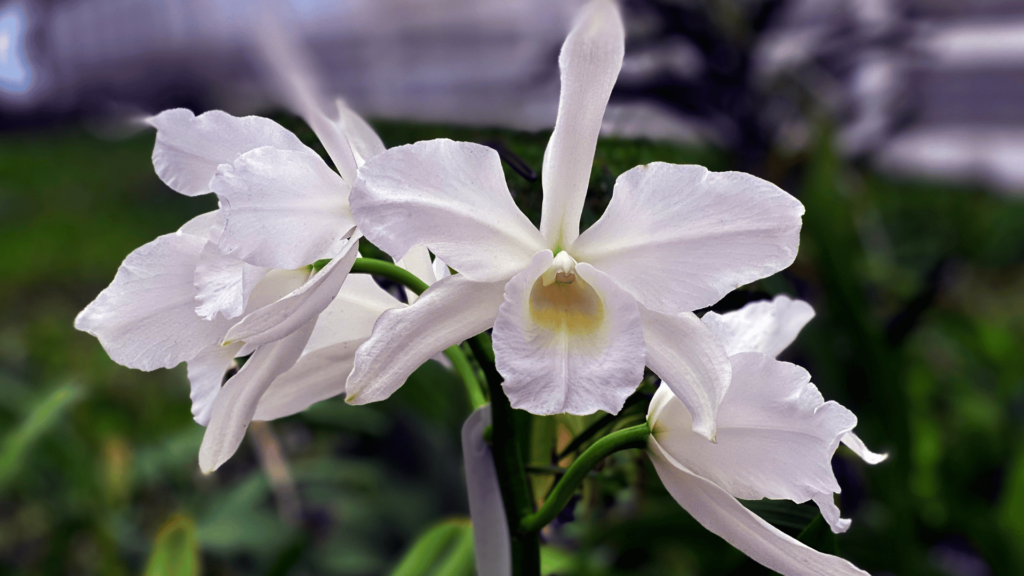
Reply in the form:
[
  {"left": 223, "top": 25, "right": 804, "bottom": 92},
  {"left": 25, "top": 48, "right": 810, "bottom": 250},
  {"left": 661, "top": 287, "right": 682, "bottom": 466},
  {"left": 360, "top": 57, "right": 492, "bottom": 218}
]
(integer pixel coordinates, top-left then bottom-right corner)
[
  {"left": 349, "top": 257, "right": 486, "bottom": 409},
  {"left": 350, "top": 257, "right": 429, "bottom": 294},
  {"left": 519, "top": 422, "right": 650, "bottom": 534},
  {"left": 445, "top": 346, "right": 486, "bottom": 409},
  {"left": 468, "top": 336, "right": 539, "bottom": 576},
  {"left": 556, "top": 394, "right": 647, "bottom": 461}
]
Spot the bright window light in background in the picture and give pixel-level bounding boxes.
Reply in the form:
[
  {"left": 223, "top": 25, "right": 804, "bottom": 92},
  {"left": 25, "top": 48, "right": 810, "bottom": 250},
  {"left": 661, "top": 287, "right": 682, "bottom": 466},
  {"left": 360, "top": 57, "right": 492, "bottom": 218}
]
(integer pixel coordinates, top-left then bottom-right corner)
[{"left": 0, "top": 2, "right": 31, "bottom": 96}]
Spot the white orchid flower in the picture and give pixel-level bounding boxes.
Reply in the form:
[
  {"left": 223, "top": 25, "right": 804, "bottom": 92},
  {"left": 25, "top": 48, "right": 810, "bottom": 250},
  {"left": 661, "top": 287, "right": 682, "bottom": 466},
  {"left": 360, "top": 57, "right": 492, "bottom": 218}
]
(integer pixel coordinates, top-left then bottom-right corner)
[
  {"left": 76, "top": 94, "right": 388, "bottom": 473},
  {"left": 646, "top": 295, "right": 886, "bottom": 576},
  {"left": 345, "top": 0, "right": 803, "bottom": 434}
]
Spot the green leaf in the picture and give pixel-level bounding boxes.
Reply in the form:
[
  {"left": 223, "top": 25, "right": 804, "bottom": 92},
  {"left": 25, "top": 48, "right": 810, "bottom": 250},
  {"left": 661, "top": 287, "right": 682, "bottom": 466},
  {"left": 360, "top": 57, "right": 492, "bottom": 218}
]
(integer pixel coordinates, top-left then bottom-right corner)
[
  {"left": 0, "top": 383, "right": 83, "bottom": 492},
  {"left": 143, "top": 513, "right": 201, "bottom": 576},
  {"left": 197, "top": 473, "right": 292, "bottom": 554},
  {"left": 390, "top": 518, "right": 468, "bottom": 576},
  {"left": 430, "top": 524, "right": 475, "bottom": 576},
  {"left": 999, "top": 443, "right": 1024, "bottom": 565},
  {"left": 541, "top": 545, "right": 575, "bottom": 575}
]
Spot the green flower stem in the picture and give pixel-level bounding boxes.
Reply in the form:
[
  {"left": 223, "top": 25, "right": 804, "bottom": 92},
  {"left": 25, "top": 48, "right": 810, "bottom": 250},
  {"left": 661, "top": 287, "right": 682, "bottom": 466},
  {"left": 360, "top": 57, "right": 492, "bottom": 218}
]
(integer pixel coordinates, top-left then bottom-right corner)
[
  {"left": 445, "top": 346, "right": 486, "bottom": 409},
  {"left": 468, "top": 336, "right": 539, "bottom": 576},
  {"left": 556, "top": 393, "right": 647, "bottom": 461},
  {"left": 349, "top": 258, "right": 486, "bottom": 409},
  {"left": 350, "top": 257, "right": 429, "bottom": 294},
  {"left": 519, "top": 422, "right": 650, "bottom": 534}
]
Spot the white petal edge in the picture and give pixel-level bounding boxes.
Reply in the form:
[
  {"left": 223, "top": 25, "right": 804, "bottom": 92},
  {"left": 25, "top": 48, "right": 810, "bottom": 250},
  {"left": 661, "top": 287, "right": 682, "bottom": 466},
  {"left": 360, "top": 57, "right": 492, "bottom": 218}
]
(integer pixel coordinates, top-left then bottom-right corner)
[
  {"left": 397, "top": 244, "right": 435, "bottom": 304},
  {"left": 224, "top": 235, "right": 360, "bottom": 347},
  {"left": 648, "top": 441, "right": 869, "bottom": 576},
  {"left": 433, "top": 256, "right": 452, "bottom": 284},
  {"left": 841, "top": 432, "right": 889, "bottom": 465},
  {"left": 493, "top": 250, "right": 646, "bottom": 416},
  {"left": 212, "top": 146, "right": 354, "bottom": 270},
  {"left": 346, "top": 274, "right": 507, "bottom": 405},
  {"left": 74, "top": 232, "right": 232, "bottom": 371},
  {"left": 640, "top": 306, "right": 731, "bottom": 441},
  {"left": 702, "top": 295, "right": 816, "bottom": 358},
  {"left": 650, "top": 353, "right": 854, "bottom": 507},
  {"left": 178, "top": 210, "right": 220, "bottom": 238},
  {"left": 335, "top": 99, "right": 386, "bottom": 166},
  {"left": 187, "top": 342, "right": 244, "bottom": 426},
  {"left": 350, "top": 139, "right": 547, "bottom": 282},
  {"left": 148, "top": 109, "right": 308, "bottom": 197},
  {"left": 198, "top": 319, "right": 316, "bottom": 473},
  {"left": 539, "top": 0, "right": 625, "bottom": 247},
  {"left": 462, "top": 405, "right": 512, "bottom": 576},
  {"left": 571, "top": 163, "right": 805, "bottom": 313},
  {"left": 813, "top": 492, "right": 853, "bottom": 534},
  {"left": 252, "top": 340, "right": 359, "bottom": 422},
  {"left": 252, "top": 272, "right": 405, "bottom": 420},
  {"left": 194, "top": 239, "right": 270, "bottom": 321}
]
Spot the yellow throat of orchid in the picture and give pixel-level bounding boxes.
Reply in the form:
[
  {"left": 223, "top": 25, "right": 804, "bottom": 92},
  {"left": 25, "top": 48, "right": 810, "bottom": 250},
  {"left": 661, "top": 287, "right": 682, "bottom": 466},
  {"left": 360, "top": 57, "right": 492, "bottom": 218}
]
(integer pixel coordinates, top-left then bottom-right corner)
[{"left": 529, "top": 252, "right": 605, "bottom": 336}]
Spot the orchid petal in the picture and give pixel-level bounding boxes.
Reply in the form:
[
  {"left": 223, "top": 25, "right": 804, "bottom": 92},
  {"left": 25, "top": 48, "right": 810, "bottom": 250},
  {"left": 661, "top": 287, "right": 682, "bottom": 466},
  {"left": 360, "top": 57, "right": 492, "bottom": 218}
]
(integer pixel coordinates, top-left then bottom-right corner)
[
  {"left": 540, "top": 0, "right": 624, "bottom": 247},
  {"left": 397, "top": 245, "right": 435, "bottom": 303},
  {"left": 841, "top": 432, "right": 888, "bottom": 465},
  {"left": 493, "top": 251, "right": 645, "bottom": 415},
  {"left": 351, "top": 139, "right": 547, "bottom": 282},
  {"left": 336, "top": 99, "right": 386, "bottom": 166},
  {"left": 813, "top": 492, "right": 853, "bottom": 534},
  {"left": 212, "top": 146, "right": 354, "bottom": 269},
  {"left": 251, "top": 341, "right": 357, "bottom": 422},
  {"left": 148, "top": 109, "right": 308, "bottom": 197},
  {"left": 346, "top": 274, "right": 506, "bottom": 405},
  {"left": 198, "top": 319, "right": 316, "bottom": 473},
  {"left": 650, "top": 353, "right": 855, "bottom": 508},
  {"left": 702, "top": 295, "right": 815, "bottom": 358},
  {"left": 640, "top": 306, "right": 731, "bottom": 441},
  {"left": 397, "top": 245, "right": 435, "bottom": 285},
  {"left": 178, "top": 210, "right": 220, "bottom": 238},
  {"left": 75, "top": 232, "right": 232, "bottom": 370},
  {"left": 187, "top": 341, "right": 243, "bottom": 426},
  {"left": 572, "top": 163, "right": 804, "bottom": 313},
  {"left": 462, "top": 405, "right": 512, "bottom": 576},
  {"left": 224, "top": 235, "right": 360, "bottom": 347},
  {"left": 252, "top": 273, "right": 403, "bottom": 420},
  {"left": 305, "top": 273, "right": 405, "bottom": 352},
  {"left": 194, "top": 240, "right": 270, "bottom": 321},
  {"left": 648, "top": 441, "right": 869, "bottom": 576},
  {"left": 433, "top": 256, "right": 452, "bottom": 283}
]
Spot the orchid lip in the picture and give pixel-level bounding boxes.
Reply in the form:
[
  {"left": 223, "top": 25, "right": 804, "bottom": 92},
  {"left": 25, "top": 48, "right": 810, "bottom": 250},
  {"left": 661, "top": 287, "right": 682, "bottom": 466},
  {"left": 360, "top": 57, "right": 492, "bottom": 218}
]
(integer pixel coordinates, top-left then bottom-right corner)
[{"left": 529, "top": 253, "right": 605, "bottom": 337}]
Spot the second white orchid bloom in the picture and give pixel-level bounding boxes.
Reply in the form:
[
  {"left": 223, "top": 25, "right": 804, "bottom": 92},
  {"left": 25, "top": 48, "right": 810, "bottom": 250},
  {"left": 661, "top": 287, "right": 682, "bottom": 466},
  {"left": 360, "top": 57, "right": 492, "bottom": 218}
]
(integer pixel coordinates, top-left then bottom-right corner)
[
  {"left": 346, "top": 0, "right": 803, "bottom": 434},
  {"left": 647, "top": 296, "right": 886, "bottom": 576}
]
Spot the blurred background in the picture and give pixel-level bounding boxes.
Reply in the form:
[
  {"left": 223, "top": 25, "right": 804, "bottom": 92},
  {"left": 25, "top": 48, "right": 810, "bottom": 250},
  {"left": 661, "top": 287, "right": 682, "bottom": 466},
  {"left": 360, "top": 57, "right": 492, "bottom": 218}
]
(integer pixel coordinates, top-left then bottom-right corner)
[{"left": 1, "top": 0, "right": 1023, "bottom": 574}]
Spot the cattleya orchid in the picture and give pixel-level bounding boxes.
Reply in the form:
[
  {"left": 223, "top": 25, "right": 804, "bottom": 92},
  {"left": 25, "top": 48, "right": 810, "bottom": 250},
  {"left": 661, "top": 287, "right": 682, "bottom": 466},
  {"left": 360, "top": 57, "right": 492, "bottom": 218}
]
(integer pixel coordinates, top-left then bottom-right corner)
[
  {"left": 344, "top": 0, "right": 804, "bottom": 439},
  {"left": 73, "top": 0, "right": 888, "bottom": 573},
  {"left": 646, "top": 295, "right": 886, "bottom": 575},
  {"left": 76, "top": 95, "right": 389, "bottom": 473}
]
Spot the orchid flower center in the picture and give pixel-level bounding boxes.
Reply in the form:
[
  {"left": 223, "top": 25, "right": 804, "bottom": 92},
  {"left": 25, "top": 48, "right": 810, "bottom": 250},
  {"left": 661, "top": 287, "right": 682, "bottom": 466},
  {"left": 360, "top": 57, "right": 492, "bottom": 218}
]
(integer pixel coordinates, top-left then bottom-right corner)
[{"left": 529, "top": 252, "right": 604, "bottom": 335}]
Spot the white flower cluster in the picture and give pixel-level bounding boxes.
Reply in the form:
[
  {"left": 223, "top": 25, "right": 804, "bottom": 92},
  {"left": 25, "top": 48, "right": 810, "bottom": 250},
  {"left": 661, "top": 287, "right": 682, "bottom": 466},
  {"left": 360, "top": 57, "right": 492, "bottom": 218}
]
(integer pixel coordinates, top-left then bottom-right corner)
[{"left": 75, "top": 1, "right": 884, "bottom": 574}]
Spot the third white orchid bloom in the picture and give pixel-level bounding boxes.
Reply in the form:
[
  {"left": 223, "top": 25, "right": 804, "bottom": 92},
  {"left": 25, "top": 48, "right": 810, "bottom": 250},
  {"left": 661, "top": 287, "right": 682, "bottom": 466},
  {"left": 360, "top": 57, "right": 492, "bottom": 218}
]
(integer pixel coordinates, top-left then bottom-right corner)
[
  {"left": 78, "top": 69, "right": 388, "bottom": 473},
  {"left": 345, "top": 0, "right": 803, "bottom": 435},
  {"left": 646, "top": 295, "right": 886, "bottom": 576}
]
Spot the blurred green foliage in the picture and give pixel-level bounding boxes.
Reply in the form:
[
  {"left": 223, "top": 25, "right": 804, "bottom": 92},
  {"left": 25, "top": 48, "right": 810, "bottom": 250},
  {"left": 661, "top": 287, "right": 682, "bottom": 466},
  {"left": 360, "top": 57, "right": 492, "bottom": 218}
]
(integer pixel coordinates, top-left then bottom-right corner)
[
  {"left": 0, "top": 115, "right": 1021, "bottom": 575},
  {"left": 143, "top": 514, "right": 200, "bottom": 576}
]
